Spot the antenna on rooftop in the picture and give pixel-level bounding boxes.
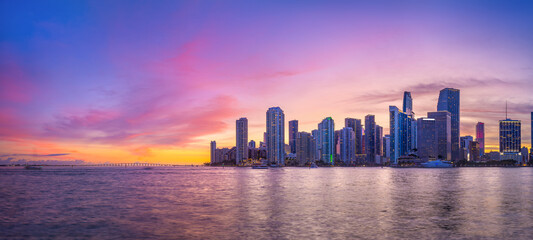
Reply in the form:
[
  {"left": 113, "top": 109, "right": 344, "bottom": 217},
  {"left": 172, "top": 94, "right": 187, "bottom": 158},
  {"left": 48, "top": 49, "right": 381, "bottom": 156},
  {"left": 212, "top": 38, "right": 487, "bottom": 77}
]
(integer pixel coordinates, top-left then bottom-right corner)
[{"left": 505, "top": 100, "right": 508, "bottom": 119}]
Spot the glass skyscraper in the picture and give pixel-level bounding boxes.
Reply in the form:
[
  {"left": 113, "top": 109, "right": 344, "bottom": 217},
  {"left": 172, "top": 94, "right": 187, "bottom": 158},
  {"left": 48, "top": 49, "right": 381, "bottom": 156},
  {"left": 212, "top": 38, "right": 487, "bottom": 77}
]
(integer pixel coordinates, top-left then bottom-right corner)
[
  {"left": 289, "top": 120, "right": 298, "bottom": 154},
  {"left": 428, "top": 111, "right": 452, "bottom": 161},
  {"left": 476, "top": 122, "right": 485, "bottom": 157},
  {"left": 236, "top": 117, "right": 248, "bottom": 165},
  {"left": 365, "top": 115, "right": 376, "bottom": 163},
  {"left": 389, "top": 106, "right": 412, "bottom": 164},
  {"left": 266, "top": 107, "right": 285, "bottom": 165},
  {"left": 437, "top": 88, "right": 460, "bottom": 161},
  {"left": 296, "top": 132, "right": 315, "bottom": 166},
  {"left": 318, "top": 117, "right": 335, "bottom": 165},
  {"left": 339, "top": 127, "right": 356, "bottom": 164},
  {"left": 416, "top": 117, "right": 437, "bottom": 161}
]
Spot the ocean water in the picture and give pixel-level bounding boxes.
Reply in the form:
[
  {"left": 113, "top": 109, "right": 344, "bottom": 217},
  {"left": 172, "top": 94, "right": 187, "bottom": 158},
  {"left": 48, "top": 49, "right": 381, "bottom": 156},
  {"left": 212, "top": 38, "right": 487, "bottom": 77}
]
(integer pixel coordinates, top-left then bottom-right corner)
[{"left": 1, "top": 166, "right": 533, "bottom": 239}]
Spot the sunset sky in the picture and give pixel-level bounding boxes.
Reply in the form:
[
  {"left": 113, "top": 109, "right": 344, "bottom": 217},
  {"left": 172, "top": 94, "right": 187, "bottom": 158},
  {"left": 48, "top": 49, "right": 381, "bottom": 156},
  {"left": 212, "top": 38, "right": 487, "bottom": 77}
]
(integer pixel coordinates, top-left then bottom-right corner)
[{"left": 1, "top": 0, "right": 532, "bottom": 164}]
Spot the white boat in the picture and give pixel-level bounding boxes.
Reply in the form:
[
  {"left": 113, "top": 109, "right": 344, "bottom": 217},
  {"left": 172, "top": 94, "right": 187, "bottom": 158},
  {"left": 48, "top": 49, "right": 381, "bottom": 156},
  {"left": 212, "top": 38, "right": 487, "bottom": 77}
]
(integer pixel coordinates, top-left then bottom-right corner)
[{"left": 421, "top": 160, "right": 453, "bottom": 168}]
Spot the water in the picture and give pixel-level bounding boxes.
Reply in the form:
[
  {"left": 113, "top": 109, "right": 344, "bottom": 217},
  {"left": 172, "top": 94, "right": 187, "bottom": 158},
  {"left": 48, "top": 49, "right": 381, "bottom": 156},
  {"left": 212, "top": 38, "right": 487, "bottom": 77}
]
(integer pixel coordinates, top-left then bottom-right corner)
[{"left": 1, "top": 167, "right": 533, "bottom": 239}]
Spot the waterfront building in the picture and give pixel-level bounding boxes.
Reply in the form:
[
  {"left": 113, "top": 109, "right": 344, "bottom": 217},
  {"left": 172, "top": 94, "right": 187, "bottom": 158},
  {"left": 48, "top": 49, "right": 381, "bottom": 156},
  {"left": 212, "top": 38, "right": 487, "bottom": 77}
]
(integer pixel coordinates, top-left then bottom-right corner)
[
  {"left": 289, "top": 120, "right": 298, "bottom": 154},
  {"left": 520, "top": 147, "right": 529, "bottom": 164},
  {"left": 476, "top": 122, "right": 485, "bottom": 157},
  {"left": 236, "top": 118, "right": 248, "bottom": 165},
  {"left": 489, "top": 151, "right": 500, "bottom": 161},
  {"left": 499, "top": 118, "right": 521, "bottom": 162},
  {"left": 266, "top": 107, "right": 285, "bottom": 165},
  {"left": 210, "top": 141, "right": 217, "bottom": 164},
  {"left": 296, "top": 132, "right": 315, "bottom": 166},
  {"left": 365, "top": 115, "right": 376, "bottom": 163},
  {"left": 389, "top": 106, "right": 415, "bottom": 164},
  {"left": 318, "top": 117, "right": 335, "bottom": 164},
  {"left": 428, "top": 111, "right": 452, "bottom": 160},
  {"left": 376, "top": 125, "right": 383, "bottom": 156},
  {"left": 248, "top": 140, "right": 256, "bottom": 149},
  {"left": 384, "top": 135, "right": 391, "bottom": 161},
  {"left": 437, "top": 88, "right": 460, "bottom": 161},
  {"left": 417, "top": 118, "right": 437, "bottom": 161},
  {"left": 345, "top": 118, "right": 361, "bottom": 154},
  {"left": 460, "top": 136, "right": 474, "bottom": 161},
  {"left": 469, "top": 141, "right": 480, "bottom": 162},
  {"left": 346, "top": 118, "right": 363, "bottom": 154},
  {"left": 339, "top": 127, "right": 356, "bottom": 164}
]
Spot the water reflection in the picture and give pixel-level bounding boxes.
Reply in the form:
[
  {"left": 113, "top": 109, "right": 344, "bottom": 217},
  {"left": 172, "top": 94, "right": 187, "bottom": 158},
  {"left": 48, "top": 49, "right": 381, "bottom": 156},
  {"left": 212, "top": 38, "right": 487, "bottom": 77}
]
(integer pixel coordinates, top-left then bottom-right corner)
[{"left": 1, "top": 167, "right": 533, "bottom": 239}]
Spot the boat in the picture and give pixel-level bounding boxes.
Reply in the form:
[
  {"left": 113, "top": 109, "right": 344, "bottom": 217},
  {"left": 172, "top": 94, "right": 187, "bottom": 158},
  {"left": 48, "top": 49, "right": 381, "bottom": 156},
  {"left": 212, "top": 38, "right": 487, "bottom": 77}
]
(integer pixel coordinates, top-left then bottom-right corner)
[
  {"left": 421, "top": 159, "right": 453, "bottom": 168},
  {"left": 252, "top": 164, "right": 268, "bottom": 169},
  {"left": 309, "top": 162, "right": 318, "bottom": 168},
  {"left": 25, "top": 165, "right": 43, "bottom": 170}
]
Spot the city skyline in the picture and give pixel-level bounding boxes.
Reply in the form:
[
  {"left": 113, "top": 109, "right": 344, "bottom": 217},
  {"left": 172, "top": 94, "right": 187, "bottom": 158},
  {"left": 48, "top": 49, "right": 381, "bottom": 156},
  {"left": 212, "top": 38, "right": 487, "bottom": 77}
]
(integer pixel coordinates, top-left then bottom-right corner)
[{"left": 1, "top": 1, "right": 533, "bottom": 164}]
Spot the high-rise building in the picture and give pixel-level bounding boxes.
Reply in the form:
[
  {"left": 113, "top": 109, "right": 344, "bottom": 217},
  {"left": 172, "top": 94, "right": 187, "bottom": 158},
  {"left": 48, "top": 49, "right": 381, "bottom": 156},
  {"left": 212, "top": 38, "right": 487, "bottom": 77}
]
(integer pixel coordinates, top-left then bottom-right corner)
[
  {"left": 460, "top": 136, "right": 473, "bottom": 161},
  {"left": 389, "top": 106, "right": 415, "bottom": 163},
  {"left": 499, "top": 118, "right": 521, "bottom": 162},
  {"left": 521, "top": 147, "right": 529, "bottom": 164},
  {"left": 266, "top": 107, "right": 285, "bottom": 165},
  {"left": 476, "top": 122, "right": 485, "bottom": 157},
  {"left": 318, "top": 117, "right": 335, "bottom": 165},
  {"left": 428, "top": 111, "right": 452, "bottom": 160},
  {"left": 376, "top": 125, "right": 383, "bottom": 156},
  {"left": 312, "top": 129, "right": 320, "bottom": 161},
  {"left": 236, "top": 117, "right": 248, "bottom": 165},
  {"left": 403, "top": 91, "right": 413, "bottom": 114},
  {"left": 346, "top": 118, "right": 363, "bottom": 154},
  {"left": 365, "top": 115, "right": 376, "bottom": 163},
  {"left": 384, "top": 135, "right": 391, "bottom": 161},
  {"left": 289, "top": 120, "right": 298, "bottom": 154},
  {"left": 296, "top": 132, "right": 315, "bottom": 166},
  {"left": 417, "top": 118, "right": 437, "bottom": 161},
  {"left": 248, "top": 140, "right": 256, "bottom": 149},
  {"left": 339, "top": 127, "right": 356, "bottom": 164},
  {"left": 334, "top": 130, "right": 341, "bottom": 160},
  {"left": 345, "top": 118, "right": 360, "bottom": 154},
  {"left": 531, "top": 112, "right": 532, "bottom": 151},
  {"left": 470, "top": 141, "right": 480, "bottom": 162},
  {"left": 210, "top": 141, "right": 217, "bottom": 164},
  {"left": 437, "top": 88, "right": 460, "bottom": 161}
]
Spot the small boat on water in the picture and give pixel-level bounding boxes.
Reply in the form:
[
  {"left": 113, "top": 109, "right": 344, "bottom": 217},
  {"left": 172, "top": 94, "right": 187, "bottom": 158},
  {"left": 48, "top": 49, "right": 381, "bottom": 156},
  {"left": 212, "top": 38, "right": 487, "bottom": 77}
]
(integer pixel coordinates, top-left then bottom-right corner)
[
  {"left": 421, "top": 159, "right": 453, "bottom": 168},
  {"left": 25, "top": 165, "right": 43, "bottom": 170},
  {"left": 252, "top": 164, "right": 268, "bottom": 169}
]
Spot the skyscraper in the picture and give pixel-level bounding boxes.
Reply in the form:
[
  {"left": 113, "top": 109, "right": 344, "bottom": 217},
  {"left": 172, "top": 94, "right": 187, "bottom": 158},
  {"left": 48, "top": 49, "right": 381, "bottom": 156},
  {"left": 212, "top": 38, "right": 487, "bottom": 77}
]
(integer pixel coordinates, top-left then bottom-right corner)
[
  {"left": 470, "top": 141, "right": 480, "bottom": 162},
  {"left": 345, "top": 118, "right": 360, "bottom": 154},
  {"left": 289, "top": 120, "right": 298, "bottom": 154},
  {"left": 376, "top": 125, "right": 383, "bottom": 156},
  {"left": 437, "top": 88, "right": 460, "bottom": 161},
  {"left": 312, "top": 129, "right": 320, "bottom": 161},
  {"left": 428, "top": 111, "right": 452, "bottom": 160},
  {"left": 266, "top": 107, "right": 285, "bottom": 165},
  {"left": 365, "top": 115, "right": 376, "bottom": 163},
  {"left": 296, "top": 132, "right": 315, "bottom": 166},
  {"left": 460, "top": 136, "right": 473, "bottom": 161},
  {"left": 417, "top": 118, "right": 437, "bottom": 161},
  {"left": 389, "top": 106, "right": 415, "bottom": 163},
  {"left": 499, "top": 118, "right": 521, "bottom": 162},
  {"left": 339, "top": 127, "right": 356, "bottom": 164},
  {"left": 318, "top": 117, "right": 335, "bottom": 165},
  {"left": 384, "top": 135, "right": 391, "bottom": 162},
  {"left": 236, "top": 118, "right": 248, "bottom": 165},
  {"left": 403, "top": 91, "right": 413, "bottom": 114},
  {"left": 476, "top": 122, "right": 485, "bottom": 157},
  {"left": 210, "top": 141, "right": 217, "bottom": 164}
]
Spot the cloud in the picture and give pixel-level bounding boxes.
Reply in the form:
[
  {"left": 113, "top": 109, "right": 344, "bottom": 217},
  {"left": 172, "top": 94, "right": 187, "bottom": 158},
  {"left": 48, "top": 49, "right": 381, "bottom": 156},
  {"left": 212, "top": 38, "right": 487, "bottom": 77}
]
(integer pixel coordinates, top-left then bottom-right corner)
[
  {"left": 344, "top": 77, "right": 510, "bottom": 105},
  {"left": 0, "top": 153, "right": 70, "bottom": 157}
]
